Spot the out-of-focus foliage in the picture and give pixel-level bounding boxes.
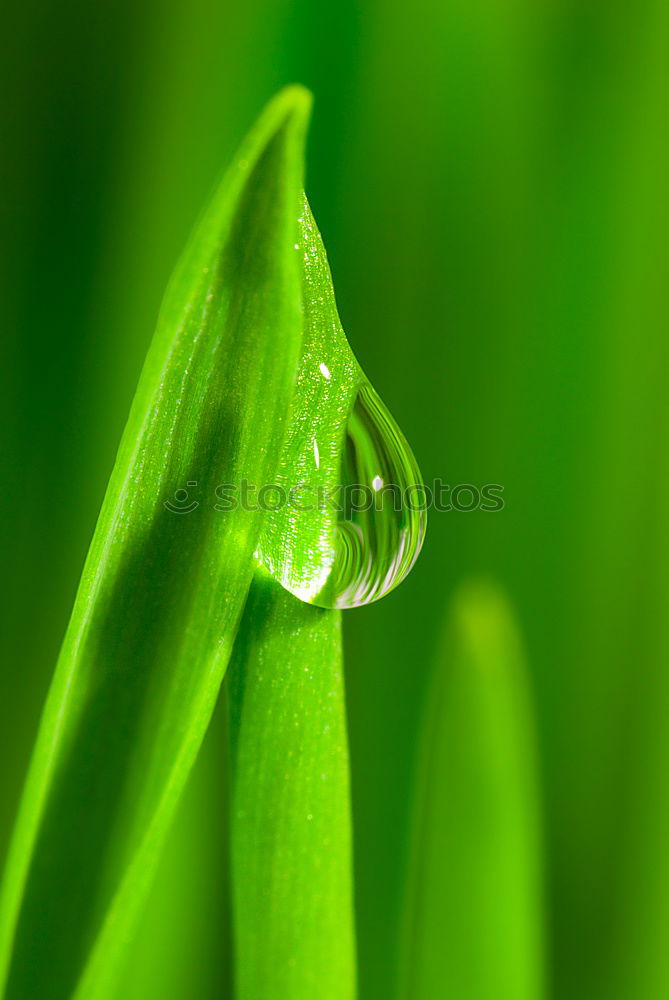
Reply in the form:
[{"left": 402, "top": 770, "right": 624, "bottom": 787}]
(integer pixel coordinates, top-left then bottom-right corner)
[
  {"left": 2, "top": 0, "right": 669, "bottom": 997},
  {"left": 399, "top": 580, "right": 544, "bottom": 1000}
]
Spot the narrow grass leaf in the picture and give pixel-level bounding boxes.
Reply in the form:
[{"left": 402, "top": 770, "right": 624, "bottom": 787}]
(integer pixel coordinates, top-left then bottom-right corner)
[
  {"left": 0, "top": 86, "right": 311, "bottom": 1000},
  {"left": 114, "top": 702, "right": 233, "bottom": 1000},
  {"left": 229, "top": 571, "right": 356, "bottom": 1000},
  {"left": 399, "top": 578, "right": 545, "bottom": 1000}
]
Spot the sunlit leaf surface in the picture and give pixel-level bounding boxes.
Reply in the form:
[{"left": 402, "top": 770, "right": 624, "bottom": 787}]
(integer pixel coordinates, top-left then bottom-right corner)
[
  {"left": 229, "top": 572, "right": 356, "bottom": 1000},
  {"left": 0, "top": 87, "right": 310, "bottom": 1000}
]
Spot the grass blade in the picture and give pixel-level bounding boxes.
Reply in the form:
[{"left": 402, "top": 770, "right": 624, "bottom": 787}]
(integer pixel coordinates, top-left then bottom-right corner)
[
  {"left": 229, "top": 571, "right": 356, "bottom": 999},
  {"left": 111, "top": 694, "right": 232, "bottom": 1000},
  {"left": 0, "top": 86, "right": 311, "bottom": 999},
  {"left": 399, "top": 578, "right": 544, "bottom": 1000}
]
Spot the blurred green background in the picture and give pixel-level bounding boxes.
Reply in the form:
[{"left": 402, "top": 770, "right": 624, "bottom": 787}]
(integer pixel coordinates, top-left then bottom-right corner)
[{"left": 2, "top": 0, "right": 668, "bottom": 997}]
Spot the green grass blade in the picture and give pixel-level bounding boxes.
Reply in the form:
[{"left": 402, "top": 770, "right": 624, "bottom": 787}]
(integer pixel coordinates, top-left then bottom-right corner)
[
  {"left": 229, "top": 571, "right": 356, "bottom": 999},
  {"left": 115, "top": 702, "right": 232, "bottom": 1000},
  {"left": 0, "top": 86, "right": 311, "bottom": 1000},
  {"left": 399, "top": 579, "right": 545, "bottom": 1000}
]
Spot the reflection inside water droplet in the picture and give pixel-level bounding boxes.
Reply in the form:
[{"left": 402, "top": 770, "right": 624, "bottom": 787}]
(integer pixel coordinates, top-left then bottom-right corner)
[{"left": 256, "top": 198, "right": 426, "bottom": 610}]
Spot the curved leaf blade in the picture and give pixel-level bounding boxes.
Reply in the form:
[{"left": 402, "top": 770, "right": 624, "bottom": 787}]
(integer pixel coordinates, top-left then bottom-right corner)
[{"left": 0, "top": 86, "right": 311, "bottom": 1000}]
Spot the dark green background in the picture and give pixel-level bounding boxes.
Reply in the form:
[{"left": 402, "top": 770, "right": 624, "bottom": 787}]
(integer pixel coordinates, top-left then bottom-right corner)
[{"left": 2, "top": 1, "right": 668, "bottom": 997}]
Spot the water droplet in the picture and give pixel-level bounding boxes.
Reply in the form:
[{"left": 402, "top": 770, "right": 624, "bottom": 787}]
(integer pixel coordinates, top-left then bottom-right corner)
[{"left": 256, "top": 197, "right": 426, "bottom": 609}]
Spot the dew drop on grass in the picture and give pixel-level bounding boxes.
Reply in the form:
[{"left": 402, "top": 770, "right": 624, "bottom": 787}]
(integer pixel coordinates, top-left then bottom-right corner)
[{"left": 256, "top": 197, "right": 426, "bottom": 610}]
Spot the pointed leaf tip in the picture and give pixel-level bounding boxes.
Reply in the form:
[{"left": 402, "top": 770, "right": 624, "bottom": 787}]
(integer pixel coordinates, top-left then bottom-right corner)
[
  {"left": 253, "top": 85, "right": 313, "bottom": 154},
  {"left": 271, "top": 84, "right": 313, "bottom": 120}
]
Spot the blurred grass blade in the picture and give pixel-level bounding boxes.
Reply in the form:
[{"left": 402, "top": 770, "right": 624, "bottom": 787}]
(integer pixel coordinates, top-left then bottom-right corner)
[
  {"left": 229, "top": 572, "right": 356, "bottom": 999},
  {"left": 399, "top": 579, "right": 545, "bottom": 1000},
  {"left": 0, "top": 86, "right": 311, "bottom": 999}
]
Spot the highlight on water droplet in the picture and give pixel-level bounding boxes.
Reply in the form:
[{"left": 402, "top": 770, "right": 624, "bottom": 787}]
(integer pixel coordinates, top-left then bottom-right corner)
[{"left": 256, "top": 196, "right": 426, "bottom": 610}]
